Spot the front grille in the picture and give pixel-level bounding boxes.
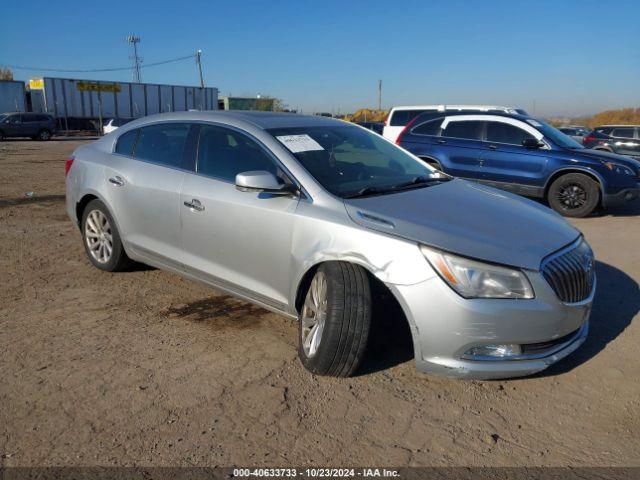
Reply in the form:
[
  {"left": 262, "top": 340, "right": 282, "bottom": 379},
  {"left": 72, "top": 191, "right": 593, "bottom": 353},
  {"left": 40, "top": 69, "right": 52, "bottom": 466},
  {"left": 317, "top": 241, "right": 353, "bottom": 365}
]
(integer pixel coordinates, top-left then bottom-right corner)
[
  {"left": 542, "top": 239, "right": 595, "bottom": 303},
  {"left": 521, "top": 327, "right": 581, "bottom": 355}
]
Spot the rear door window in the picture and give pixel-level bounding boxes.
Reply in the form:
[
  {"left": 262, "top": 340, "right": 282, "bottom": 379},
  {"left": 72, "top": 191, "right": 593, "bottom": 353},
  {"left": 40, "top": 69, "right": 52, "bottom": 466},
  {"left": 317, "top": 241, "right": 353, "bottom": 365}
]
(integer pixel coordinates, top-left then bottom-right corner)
[
  {"left": 441, "top": 120, "right": 484, "bottom": 140},
  {"left": 115, "top": 129, "right": 139, "bottom": 156},
  {"left": 412, "top": 118, "right": 444, "bottom": 136},
  {"left": 22, "top": 114, "right": 37, "bottom": 123},
  {"left": 390, "top": 109, "right": 429, "bottom": 126},
  {"left": 134, "top": 123, "right": 190, "bottom": 168},
  {"left": 196, "top": 125, "right": 279, "bottom": 182},
  {"left": 611, "top": 127, "right": 634, "bottom": 139},
  {"left": 486, "top": 121, "right": 535, "bottom": 145}
]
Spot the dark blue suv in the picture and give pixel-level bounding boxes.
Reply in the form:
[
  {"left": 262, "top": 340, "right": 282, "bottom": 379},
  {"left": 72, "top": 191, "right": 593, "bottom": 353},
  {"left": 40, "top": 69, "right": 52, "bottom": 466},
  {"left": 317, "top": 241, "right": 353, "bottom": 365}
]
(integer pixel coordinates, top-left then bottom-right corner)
[{"left": 397, "top": 111, "right": 640, "bottom": 217}]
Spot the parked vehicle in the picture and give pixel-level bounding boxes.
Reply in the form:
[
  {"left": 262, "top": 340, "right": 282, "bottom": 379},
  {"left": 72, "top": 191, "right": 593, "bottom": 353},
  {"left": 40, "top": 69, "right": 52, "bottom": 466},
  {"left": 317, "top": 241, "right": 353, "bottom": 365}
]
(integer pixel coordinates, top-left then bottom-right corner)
[
  {"left": 103, "top": 118, "right": 134, "bottom": 134},
  {"left": 66, "top": 111, "right": 594, "bottom": 380},
  {"left": 356, "top": 121, "right": 384, "bottom": 135},
  {"left": 583, "top": 125, "right": 640, "bottom": 159},
  {"left": 0, "top": 112, "right": 56, "bottom": 140},
  {"left": 397, "top": 111, "right": 640, "bottom": 217},
  {"left": 383, "top": 105, "right": 526, "bottom": 143},
  {"left": 558, "top": 125, "right": 590, "bottom": 143}
]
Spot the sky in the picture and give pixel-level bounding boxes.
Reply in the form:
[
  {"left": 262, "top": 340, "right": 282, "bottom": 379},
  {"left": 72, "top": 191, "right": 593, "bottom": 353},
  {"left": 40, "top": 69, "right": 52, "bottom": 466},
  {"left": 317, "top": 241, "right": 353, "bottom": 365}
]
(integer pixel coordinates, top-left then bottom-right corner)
[{"left": 1, "top": 0, "right": 638, "bottom": 117}]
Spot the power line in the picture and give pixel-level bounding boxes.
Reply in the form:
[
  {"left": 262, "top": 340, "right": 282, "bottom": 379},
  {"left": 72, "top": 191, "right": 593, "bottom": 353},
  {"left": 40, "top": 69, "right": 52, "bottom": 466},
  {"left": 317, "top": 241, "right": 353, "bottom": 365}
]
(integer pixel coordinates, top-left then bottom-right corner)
[{"left": 3, "top": 54, "right": 196, "bottom": 74}]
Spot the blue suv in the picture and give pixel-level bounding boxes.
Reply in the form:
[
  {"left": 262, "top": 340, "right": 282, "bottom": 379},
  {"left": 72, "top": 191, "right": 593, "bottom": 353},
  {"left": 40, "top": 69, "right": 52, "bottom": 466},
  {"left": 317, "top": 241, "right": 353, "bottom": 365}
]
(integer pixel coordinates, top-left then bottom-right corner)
[{"left": 397, "top": 111, "right": 640, "bottom": 217}]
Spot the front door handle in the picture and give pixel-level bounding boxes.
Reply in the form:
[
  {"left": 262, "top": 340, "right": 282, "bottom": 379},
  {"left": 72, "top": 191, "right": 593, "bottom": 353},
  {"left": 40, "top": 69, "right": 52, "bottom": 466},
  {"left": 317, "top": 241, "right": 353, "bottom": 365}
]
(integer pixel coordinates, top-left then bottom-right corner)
[
  {"left": 436, "top": 139, "right": 446, "bottom": 144},
  {"left": 184, "top": 199, "right": 205, "bottom": 212},
  {"left": 487, "top": 144, "right": 498, "bottom": 150},
  {"left": 109, "top": 176, "right": 125, "bottom": 187}
]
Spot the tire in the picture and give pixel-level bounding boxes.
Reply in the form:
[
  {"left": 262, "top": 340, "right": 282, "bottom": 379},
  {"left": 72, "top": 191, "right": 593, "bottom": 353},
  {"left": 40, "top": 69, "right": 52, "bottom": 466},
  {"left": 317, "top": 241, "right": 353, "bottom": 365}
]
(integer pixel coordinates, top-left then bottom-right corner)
[
  {"left": 81, "top": 199, "right": 132, "bottom": 272},
  {"left": 298, "top": 262, "right": 371, "bottom": 377},
  {"left": 37, "top": 129, "right": 51, "bottom": 141},
  {"left": 547, "top": 173, "right": 600, "bottom": 218},
  {"left": 593, "top": 147, "right": 613, "bottom": 153}
]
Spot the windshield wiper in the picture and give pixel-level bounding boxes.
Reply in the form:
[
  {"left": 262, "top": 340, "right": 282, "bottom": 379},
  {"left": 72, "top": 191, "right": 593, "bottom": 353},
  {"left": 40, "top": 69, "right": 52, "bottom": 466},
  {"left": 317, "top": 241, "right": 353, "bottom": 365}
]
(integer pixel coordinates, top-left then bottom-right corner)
[
  {"left": 343, "top": 176, "right": 446, "bottom": 199},
  {"left": 389, "top": 175, "right": 447, "bottom": 191},
  {"left": 344, "top": 186, "right": 394, "bottom": 198}
]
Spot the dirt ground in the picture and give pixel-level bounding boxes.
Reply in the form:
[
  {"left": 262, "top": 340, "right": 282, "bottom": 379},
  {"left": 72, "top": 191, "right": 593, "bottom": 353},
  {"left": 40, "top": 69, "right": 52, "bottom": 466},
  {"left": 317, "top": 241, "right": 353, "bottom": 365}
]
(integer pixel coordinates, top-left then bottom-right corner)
[{"left": 1, "top": 138, "right": 639, "bottom": 468}]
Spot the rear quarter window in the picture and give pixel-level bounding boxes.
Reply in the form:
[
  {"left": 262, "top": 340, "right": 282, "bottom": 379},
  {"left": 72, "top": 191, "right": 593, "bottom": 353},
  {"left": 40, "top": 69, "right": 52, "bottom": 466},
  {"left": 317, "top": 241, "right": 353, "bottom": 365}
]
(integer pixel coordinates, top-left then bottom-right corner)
[{"left": 114, "top": 129, "right": 139, "bottom": 156}]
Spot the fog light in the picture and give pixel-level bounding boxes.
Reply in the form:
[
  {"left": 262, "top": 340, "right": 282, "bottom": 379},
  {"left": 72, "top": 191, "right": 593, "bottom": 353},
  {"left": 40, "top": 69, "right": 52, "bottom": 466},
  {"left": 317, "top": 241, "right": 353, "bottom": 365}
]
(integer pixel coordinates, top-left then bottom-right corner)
[{"left": 465, "top": 344, "right": 522, "bottom": 358}]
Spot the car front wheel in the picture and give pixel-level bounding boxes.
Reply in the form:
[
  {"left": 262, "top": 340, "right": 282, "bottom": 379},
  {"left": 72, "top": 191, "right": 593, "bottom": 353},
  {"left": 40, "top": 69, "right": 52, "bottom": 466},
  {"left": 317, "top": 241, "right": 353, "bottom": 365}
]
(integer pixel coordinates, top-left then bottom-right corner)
[
  {"left": 37, "top": 129, "right": 52, "bottom": 141},
  {"left": 298, "top": 262, "right": 371, "bottom": 377},
  {"left": 81, "top": 199, "right": 132, "bottom": 271},
  {"left": 547, "top": 173, "right": 600, "bottom": 218}
]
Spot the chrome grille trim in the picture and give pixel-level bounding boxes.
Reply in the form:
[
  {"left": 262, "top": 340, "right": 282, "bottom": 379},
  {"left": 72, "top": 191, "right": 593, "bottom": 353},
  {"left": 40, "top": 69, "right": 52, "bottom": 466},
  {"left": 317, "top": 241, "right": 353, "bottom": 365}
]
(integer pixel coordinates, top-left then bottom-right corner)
[{"left": 541, "top": 238, "right": 595, "bottom": 303}]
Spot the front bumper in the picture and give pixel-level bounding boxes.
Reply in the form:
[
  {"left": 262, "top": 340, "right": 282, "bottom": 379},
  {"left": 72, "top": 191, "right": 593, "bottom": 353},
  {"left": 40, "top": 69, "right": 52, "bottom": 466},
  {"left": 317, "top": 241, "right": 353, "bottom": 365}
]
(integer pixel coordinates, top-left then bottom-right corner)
[
  {"left": 389, "top": 270, "right": 594, "bottom": 380},
  {"left": 603, "top": 184, "right": 640, "bottom": 207}
]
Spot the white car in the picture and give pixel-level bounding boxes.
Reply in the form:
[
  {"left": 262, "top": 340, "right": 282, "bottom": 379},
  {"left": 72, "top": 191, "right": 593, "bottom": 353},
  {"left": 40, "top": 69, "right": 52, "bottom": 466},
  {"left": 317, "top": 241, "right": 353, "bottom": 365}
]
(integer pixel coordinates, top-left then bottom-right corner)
[
  {"left": 383, "top": 105, "right": 525, "bottom": 142},
  {"left": 103, "top": 118, "right": 134, "bottom": 135}
]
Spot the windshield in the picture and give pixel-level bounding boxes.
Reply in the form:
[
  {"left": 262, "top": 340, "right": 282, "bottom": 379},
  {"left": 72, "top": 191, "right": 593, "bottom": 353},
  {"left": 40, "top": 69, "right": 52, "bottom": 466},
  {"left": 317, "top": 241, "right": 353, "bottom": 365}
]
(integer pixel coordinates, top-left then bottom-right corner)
[
  {"left": 529, "top": 119, "right": 585, "bottom": 149},
  {"left": 267, "top": 125, "right": 447, "bottom": 198},
  {"left": 0, "top": 114, "right": 8, "bottom": 122}
]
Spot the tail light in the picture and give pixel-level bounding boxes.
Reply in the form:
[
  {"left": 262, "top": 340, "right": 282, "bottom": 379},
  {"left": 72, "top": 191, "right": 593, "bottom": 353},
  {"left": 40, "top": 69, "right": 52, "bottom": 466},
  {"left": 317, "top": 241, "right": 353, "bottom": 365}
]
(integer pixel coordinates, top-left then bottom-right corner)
[
  {"left": 65, "top": 156, "right": 75, "bottom": 176},
  {"left": 395, "top": 116, "right": 420, "bottom": 145},
  {"left": 583, "top": 135, "right": 596, "bottom": 145}
]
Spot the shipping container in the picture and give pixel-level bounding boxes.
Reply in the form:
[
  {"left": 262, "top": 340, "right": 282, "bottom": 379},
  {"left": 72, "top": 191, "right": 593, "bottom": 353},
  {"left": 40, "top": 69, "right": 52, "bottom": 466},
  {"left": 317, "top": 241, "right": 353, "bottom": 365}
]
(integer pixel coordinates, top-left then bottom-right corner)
[
  {"left": 0, "top": 80, "right": 27, "bottom": 113},
  {"left": 28, "top": 77, "right": 218, "bottom": 120}
]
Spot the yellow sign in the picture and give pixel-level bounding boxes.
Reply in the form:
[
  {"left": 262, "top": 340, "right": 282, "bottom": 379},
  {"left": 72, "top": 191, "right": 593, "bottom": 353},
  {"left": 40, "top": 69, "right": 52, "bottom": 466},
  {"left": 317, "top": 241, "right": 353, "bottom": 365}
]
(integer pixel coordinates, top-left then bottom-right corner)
[
  {"left": 76, "top": 82, "right": 121, "bottom": 93},
  {"left": 29, "top": 78, "right": 44, "bottom": 90}
]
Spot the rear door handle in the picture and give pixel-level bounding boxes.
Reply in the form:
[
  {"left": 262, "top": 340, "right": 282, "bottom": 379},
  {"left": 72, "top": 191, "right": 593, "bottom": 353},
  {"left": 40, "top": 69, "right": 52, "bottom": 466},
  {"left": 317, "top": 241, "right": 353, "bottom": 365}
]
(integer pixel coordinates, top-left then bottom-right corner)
[
  {"left": 487, "top": 144, "right": 498, "bottom": 150},
  {"left": 109, "top": 176, "right": 124, "bottom": 187},
  {"left": 183, "top": 199, "right": 205, "bottom": 212},
  {"left": 436, "top": 139, "right": 446, "bottom": 144}
]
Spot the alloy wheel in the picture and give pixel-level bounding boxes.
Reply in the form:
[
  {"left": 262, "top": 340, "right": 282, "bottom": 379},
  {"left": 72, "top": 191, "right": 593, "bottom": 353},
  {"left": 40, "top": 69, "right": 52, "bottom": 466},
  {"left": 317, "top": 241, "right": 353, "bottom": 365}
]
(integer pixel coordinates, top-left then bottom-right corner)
[
  {"left": 557, "top": 183, "right": 587, "bottom": 209},
  {"left": 84, "top": 210, "right": 113, "bottom": 264},
  {"left": 301, "top": 271, "right": 328, "bottom": 358}
]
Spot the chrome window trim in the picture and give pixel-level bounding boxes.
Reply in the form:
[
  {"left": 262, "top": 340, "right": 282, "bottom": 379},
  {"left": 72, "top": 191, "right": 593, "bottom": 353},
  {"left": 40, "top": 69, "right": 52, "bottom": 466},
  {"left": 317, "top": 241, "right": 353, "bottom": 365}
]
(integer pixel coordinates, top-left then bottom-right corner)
[{"left": 110, "top": 120, "right": 310, "bottom": 200}]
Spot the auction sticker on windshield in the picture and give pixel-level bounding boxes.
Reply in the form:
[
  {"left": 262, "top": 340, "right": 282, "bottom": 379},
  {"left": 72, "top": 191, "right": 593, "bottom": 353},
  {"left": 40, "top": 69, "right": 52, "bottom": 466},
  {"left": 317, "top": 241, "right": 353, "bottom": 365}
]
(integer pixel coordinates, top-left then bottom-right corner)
[{"left": 276, "top": 134, "right": 325, "bottom": 153}]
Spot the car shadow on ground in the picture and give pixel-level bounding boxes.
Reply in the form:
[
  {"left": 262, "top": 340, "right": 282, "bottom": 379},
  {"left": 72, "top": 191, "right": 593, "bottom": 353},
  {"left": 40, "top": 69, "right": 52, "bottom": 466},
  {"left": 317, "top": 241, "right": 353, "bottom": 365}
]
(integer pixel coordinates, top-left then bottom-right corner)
[
  {"left": 535, "top": 260, "right": 639, "bottom": 378},
  {"left": 592, "top": 200, "right": 640, "bottom": 218}
]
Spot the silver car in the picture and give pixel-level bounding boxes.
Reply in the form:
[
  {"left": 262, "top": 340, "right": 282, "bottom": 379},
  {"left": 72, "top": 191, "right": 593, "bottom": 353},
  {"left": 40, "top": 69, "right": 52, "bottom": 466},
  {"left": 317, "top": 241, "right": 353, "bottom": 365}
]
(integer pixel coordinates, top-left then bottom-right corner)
[{"left": 65, "top": 111, "right": 595, "bottom": 379}]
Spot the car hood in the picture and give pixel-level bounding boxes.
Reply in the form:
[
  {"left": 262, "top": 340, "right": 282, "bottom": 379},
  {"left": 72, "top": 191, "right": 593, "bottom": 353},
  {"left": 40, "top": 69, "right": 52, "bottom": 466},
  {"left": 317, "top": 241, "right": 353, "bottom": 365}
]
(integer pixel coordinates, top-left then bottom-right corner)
[
  {"left": 343, "top": 179, "right": 580, "bottom": 270},
  {"left": 563, "top": 148, "right": 640, "bottom": 169}
]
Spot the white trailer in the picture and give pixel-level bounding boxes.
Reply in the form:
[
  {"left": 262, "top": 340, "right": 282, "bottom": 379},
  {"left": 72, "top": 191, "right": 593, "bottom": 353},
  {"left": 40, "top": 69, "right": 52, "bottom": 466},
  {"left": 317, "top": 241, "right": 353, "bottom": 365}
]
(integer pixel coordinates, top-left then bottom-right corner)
[{"left": 28, "top": 77, "right": 218, "bottom": 120}]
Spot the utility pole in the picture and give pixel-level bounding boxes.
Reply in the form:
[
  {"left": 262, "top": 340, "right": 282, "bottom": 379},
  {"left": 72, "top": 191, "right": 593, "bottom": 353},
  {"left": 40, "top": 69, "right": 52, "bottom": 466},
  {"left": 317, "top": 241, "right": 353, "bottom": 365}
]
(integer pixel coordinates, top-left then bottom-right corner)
[
  {"left": 127, "top": 35, "right": 142, "bottom": 83},
  {"left": 377, "top": 79, "right": 382, "bottom": 111},
  {"left": 195, "top": 50, "right": 205, "bottom": 110}
]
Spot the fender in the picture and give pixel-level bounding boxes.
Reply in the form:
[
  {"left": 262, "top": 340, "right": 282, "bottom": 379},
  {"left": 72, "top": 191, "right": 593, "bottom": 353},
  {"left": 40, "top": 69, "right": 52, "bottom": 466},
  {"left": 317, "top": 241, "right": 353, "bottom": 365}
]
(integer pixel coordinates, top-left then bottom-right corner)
[{"left": 543, "top": 166, "right": 606, "bottom": 195}]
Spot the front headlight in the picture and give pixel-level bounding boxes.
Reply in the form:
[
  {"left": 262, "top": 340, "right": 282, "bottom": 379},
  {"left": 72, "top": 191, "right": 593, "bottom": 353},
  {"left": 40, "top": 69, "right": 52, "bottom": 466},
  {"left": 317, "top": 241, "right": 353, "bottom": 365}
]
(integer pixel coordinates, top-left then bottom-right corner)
[
  {"left": 605, "top": 162, "right": 635, "bottom": 176},
  {"left": 420, "top": 245, "right": 534, "bottom": 299}
]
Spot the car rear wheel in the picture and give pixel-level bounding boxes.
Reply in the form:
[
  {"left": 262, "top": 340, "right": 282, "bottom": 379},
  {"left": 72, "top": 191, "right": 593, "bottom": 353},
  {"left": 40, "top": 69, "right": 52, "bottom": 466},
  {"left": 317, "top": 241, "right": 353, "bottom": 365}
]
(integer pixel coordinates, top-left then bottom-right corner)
[
  {"left": 37, "top": 129, "right": 51, "bottom": 141},
  {"left": 298, "top": 262, "right": 371, "bottom": 377},
  {"left": 0, "top": 131, "right": 4, "bottom": 141},
  {"left": 81, "top": 199, "right": 132, "bottom": 271},
  {"left": 547, "top": 173, "right": 599, "bottom": 218}
]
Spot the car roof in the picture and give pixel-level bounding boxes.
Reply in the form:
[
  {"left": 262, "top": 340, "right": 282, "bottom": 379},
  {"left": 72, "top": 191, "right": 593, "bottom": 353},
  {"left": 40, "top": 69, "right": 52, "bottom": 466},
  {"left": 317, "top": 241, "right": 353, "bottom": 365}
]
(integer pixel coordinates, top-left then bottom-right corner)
[
  {"left": 599, "top": 124, "right": 640, "bottom": 128},
  {"left": 121, "top": 110, "right": 343, "bottom": 130}
]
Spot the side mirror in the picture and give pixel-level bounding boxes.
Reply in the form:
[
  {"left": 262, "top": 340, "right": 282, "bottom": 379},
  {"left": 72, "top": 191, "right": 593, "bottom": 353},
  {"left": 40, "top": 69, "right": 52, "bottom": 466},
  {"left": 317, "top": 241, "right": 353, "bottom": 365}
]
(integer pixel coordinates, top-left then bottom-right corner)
[
  {"left": 235, "top": 170, "right": 297, "bottom": 196},
  {"left": 522, "top": 138, "right": 544, "bottom": 149}
]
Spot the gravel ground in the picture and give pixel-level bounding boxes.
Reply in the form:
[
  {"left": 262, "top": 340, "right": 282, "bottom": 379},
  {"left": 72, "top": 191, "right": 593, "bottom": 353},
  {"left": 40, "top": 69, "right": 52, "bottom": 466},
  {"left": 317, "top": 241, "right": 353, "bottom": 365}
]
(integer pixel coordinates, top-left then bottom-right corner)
[{"left": 1, "top": 138, "right": 639, "bottom": 467}]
